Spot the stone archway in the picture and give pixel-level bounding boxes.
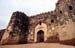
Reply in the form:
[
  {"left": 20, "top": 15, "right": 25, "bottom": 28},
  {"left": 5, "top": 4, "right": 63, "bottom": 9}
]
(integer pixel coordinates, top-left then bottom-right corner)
[
  {"left": 34, "top": 23, "right": 47, "bottom": 42},
  {"left": 37, "top": 30, "right": 44, "bottom": 42}
]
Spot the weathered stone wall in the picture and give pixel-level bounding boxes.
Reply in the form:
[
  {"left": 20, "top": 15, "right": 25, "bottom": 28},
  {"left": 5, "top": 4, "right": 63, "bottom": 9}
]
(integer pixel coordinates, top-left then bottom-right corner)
[
  {"left": 27, "top": 0, "right": 75, "bottom": 44},
  {"left": 55, "top": 0, "right": 75, "bottom": 41},
  {"left": 1, "top": 11, "right": 29, "bottom": 44},
  {"left": 1, "top": 0, "right": 75, "bottom": 45},
  {"left": 27, "top": 11, "right": 59, "bottom": 43},
  {"left": 28, "top": 11, "right": 58, "bottom": 42}
]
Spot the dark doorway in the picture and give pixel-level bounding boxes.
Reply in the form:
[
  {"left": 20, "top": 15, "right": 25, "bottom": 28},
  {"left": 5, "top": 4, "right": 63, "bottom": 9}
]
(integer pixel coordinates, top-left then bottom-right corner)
[{"left": 37, "top": 30, "right": 44, "bottom": 42}]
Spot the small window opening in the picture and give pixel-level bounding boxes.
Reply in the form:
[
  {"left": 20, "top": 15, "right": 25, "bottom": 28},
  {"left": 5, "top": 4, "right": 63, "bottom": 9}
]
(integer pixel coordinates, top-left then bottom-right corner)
[
  {"left": 60, "top": 11, "right": 62, "bottom": 14},
  {"left": 51, "top": 19, "right": 54, "bottom": 23},
  {"left": 39, "top": 21, "right": 42, "bottom": 25},
  {"left": 69, "top": 5, "right": 73, "bottom": 10}
]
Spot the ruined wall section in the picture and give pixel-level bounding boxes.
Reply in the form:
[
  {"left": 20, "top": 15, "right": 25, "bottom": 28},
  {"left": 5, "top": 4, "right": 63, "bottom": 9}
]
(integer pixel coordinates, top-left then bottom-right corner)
[
  {"left": 1, "top": 11, "right": 29, "bottom": 44},
  {"left": 55, "top": 0, "right": 75, "bottom": 41}
]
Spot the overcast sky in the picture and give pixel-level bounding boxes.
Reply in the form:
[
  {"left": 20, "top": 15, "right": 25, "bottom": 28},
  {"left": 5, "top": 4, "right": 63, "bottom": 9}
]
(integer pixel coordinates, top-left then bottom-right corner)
[{"left": 0, "top": 0, "right": 58, "bottom": 29}]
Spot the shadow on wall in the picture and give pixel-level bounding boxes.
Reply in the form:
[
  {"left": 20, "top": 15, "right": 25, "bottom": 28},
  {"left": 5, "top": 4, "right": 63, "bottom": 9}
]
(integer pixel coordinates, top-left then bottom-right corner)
[
  {"left": 45, "top": 33, "right": 75, "bottom": 46},
  {"left": 59, "top": 39, "right": 75, "bottom": 46},
  {"left": 0, "top": 29, "right": 5, "bottom": 41},
  {"left": 46, "top": 33, "right": 59, "bottom": 43},
  {"left": 19, "top": 14, "right": 30, "bottom": 44}
]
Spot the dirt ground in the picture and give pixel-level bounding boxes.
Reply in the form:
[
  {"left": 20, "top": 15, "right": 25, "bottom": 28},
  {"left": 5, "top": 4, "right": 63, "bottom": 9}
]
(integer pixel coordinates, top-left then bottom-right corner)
[{"left": 0, "top": 43, "right": 75, "bottom": 48}]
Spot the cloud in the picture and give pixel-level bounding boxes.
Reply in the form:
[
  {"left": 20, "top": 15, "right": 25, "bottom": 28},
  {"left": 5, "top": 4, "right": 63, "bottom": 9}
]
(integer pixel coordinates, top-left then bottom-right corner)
[
  {"left": 0, "top": 0, "right": 58, "bottom": 29},
  {"left": 0, "top": 20, "right": 7, "bottom": 29},
  {"left": 11, "top": 0, "right": 58, "bottom": 15}
]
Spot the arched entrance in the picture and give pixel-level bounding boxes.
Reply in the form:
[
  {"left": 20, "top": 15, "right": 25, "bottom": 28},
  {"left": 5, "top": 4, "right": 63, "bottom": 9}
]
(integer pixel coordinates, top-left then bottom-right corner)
[
  {"left": 34, "top": 23, "right": 47, "bottom": 42},
  {"left": 37, "top": 30, "right": 44, "bottom": 42}
]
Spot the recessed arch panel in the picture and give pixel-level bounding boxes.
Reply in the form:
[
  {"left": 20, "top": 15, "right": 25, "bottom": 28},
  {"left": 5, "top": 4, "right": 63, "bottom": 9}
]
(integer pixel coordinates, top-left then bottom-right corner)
[{"left": 34, "top": 23, "right": 47, "bottom": 42}]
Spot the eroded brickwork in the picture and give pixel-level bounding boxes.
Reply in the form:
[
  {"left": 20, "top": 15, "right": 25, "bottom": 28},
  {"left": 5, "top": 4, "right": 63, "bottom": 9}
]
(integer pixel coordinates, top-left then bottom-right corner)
[{"left": 1, "top": 11, "right": 29, "bottom": 44}]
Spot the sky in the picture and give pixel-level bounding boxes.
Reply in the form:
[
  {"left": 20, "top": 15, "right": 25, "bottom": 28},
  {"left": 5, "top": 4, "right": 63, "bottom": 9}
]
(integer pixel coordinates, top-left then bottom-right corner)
[{"left": 0, "top": 0, "right": 58, "bottom": 29}]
